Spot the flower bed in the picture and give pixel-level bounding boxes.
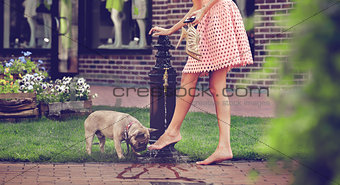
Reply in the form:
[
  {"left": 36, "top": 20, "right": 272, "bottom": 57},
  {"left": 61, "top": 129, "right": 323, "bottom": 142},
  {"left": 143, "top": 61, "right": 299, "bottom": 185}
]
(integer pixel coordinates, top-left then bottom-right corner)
[
  {"left": 1, "top": 51, "right": 97, "bottom": 120},
  {"left": 19, "top": 75, "right": 96, "bottom": 119}
]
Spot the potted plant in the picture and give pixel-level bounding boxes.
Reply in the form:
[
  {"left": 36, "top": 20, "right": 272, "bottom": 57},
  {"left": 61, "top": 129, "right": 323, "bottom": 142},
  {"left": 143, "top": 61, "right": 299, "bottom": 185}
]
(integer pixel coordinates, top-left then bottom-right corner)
[{"left": 18, "top": 75, "right": 96, "bottom": 118}]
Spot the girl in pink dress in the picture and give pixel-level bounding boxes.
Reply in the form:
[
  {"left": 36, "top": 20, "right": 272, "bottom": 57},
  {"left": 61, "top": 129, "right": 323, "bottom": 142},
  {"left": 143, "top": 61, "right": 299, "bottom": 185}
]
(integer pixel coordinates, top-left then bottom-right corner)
[{"left": 149, "top": 0, "right": 253, "bottom": 165}]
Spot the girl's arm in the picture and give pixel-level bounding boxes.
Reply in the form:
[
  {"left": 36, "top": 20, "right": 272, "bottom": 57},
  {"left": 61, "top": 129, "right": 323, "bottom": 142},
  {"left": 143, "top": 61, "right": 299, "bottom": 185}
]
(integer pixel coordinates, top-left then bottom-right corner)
[
  {"left": 149, "top": 2, "right": 202, "bottom": 36},
  {"left": 191, "top": 0, "right": 220, "bottom": 25},
  {"left": 202, "top": 0, "right": 220, "bottom": 13},
  {"left": 168, "top": 2, "right": 203, "bottom": 34}
]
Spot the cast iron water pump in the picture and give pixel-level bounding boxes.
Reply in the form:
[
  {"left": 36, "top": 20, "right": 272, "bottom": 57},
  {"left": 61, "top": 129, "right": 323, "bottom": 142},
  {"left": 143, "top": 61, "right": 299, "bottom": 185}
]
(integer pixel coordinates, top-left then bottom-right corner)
[{"left": 149, "top": 35, "right": 177, "bottom": 144}]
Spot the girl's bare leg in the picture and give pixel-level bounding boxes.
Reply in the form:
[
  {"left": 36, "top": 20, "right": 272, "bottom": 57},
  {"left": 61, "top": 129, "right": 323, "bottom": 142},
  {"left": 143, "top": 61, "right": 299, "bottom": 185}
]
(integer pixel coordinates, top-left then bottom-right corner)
[
  {"left": 148, "top": 72, "right": 200, "bottom": 150},
  {"left": 197, "top": 67, "right": 233, "bottom": 165}
]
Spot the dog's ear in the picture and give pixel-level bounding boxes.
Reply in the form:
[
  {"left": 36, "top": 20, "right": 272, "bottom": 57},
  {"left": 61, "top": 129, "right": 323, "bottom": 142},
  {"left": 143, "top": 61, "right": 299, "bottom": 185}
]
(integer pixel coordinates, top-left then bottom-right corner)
[
  {"left": 131, "top": 130, "right": 146, "bottom": 138},
  {"left": 147, "top": 128, "right": 158, "bottom": 133},
  {"left": 130, "top": 129, "right": 139, "bottom": 137}
]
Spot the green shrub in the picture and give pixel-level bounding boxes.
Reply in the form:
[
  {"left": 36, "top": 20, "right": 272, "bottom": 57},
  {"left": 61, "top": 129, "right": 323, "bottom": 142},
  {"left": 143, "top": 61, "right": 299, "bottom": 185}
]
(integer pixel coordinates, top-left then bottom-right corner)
[{"left": 256, "top": 1, "right": 340, "bottom": 184}]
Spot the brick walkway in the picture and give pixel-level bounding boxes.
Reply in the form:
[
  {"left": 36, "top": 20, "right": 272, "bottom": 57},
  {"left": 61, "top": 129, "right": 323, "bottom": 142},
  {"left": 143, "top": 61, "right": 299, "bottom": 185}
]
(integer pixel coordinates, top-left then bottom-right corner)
[{"left": 0, "top": 161, "right": 294, "bottom": 185}]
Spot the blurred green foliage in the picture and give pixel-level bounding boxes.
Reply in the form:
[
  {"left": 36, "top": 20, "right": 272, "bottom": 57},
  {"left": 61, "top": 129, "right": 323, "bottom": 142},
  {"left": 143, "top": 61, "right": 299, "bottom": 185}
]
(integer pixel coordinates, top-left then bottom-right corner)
[{"left": 256, "top": 0, "right": 340, "bottom": 184}]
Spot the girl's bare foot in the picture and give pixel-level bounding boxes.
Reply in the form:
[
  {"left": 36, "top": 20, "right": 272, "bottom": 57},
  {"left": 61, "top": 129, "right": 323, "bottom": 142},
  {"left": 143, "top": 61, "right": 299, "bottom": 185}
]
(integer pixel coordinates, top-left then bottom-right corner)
[
  {"left": 196, "top": 149, "right": 233, "bottom": 165},
  {"left": 148, "top": 131, "right": 181, "bottom": 150}
]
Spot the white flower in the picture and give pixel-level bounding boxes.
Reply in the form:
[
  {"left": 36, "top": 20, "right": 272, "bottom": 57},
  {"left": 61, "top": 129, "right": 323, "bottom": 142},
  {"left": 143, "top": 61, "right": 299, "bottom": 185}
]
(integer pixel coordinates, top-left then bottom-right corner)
[
  {"left": 77, "top": 82, "right": 83, "bottom": 86},
  {"left": 65, "top": 77, "right": 72, "bottom": 82},
  {"left": 77, "top": 78, "right": 85, "bottom": 86},
  {"left": 19, "top": 85, "right": 25, "bottom": 90},
  {"left": 36, "top": 76, "right": 42, "bottom": 81},
  {"left": 51, "top": 89, "right": 54, "bottom": 93},
  {"left": 92, "top": 93, "right": 98, "bottom": 98},
  {"left": 41, "top": 84, "right": 47, "bottom": 90},
  {"left": 28, "top": 85, "right": 33, "bottom": 90},
  {"left": 62, "top": 77, "right": 71, "bottom": 85},
  {"left": 60, "top": 85, "right": 65, "bottom": 93},
  {"left": 28, "top": 74, "right": 33, "bottom": 80}
]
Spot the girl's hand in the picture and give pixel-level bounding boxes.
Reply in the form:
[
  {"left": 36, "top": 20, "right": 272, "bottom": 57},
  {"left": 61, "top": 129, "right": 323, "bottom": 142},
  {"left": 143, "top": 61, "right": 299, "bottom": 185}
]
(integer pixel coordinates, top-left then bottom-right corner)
[
  {"left": 149, "top": 26, "right": 172, "bottom": 36},
  {"left": 189, "top": 8, "right": 205, "bottom": 26}
]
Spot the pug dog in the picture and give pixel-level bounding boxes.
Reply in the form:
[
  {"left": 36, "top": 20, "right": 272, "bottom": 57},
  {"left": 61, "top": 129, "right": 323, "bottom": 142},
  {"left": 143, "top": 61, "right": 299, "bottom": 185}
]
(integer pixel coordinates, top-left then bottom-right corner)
[{"left": 84, "top": 110, "right": 157, "bottom": 159}]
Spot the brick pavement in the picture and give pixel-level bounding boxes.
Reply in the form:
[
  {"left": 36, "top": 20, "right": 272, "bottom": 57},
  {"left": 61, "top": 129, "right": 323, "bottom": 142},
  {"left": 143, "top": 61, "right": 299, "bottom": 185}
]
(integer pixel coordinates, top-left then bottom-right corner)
[{"left": 0, "top": 161, "right": 294, "bottom": 185}]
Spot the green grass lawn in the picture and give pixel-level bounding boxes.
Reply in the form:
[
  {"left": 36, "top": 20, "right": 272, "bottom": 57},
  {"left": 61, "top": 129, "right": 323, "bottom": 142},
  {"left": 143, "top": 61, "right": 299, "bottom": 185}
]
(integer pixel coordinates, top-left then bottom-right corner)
[{"left": 0, "top": 106, "right": 270, "bottom": 163}]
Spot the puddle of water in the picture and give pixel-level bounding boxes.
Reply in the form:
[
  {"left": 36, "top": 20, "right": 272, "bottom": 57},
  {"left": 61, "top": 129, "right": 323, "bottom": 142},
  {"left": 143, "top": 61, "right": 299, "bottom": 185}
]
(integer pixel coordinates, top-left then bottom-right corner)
[
  {"left": 138, "top": 144, "right": 190, "bottom": 164},
  {"left": 149, "top": 149, "right": 159, "bottom": 158},
  {"left": 116, "top": 163, "right": 207, "bottom": 184}
]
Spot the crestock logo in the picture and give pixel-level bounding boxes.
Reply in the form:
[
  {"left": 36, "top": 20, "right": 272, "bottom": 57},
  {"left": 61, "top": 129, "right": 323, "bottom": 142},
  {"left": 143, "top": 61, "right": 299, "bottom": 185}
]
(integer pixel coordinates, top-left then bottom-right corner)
[{"left": 112, "top": 85, "right": 269, "bottom": 97}]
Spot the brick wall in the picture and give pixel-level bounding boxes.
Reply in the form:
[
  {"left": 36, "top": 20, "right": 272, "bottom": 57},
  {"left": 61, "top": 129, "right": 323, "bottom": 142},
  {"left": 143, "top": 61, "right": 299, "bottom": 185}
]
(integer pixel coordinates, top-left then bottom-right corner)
[{"left": 251, "top": 0, "right": 297, "bottom": 88}]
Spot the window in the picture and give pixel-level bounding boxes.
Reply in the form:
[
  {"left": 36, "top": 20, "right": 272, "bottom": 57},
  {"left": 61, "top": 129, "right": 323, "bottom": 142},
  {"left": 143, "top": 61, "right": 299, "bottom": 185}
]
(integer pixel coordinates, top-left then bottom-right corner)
[
  {"left": 1, "top": 0, "right": 53, "bottom": 50},
  {"left": 79, "top": 0, "right": 152, "bottom": 54},
  {"left": 0, "top": 0, "right": 80, "bottom": 76}
]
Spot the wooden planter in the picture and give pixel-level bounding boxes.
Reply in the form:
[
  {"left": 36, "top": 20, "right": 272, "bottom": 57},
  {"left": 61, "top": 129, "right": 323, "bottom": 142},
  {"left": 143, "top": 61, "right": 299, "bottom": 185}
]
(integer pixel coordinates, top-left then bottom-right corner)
[
  {"left": 0, "top": 93, "right": 39, "bottom": 120},
  {"left": 40, "top": 99, "right": 92, "bottom": 119}
]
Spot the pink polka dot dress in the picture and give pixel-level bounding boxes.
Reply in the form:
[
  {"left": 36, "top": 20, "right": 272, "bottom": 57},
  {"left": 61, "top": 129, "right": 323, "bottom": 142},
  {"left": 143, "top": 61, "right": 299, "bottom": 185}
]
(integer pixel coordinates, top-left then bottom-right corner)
[{"left": 183, "top": 0, "right": 253, "bottom": 75}]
